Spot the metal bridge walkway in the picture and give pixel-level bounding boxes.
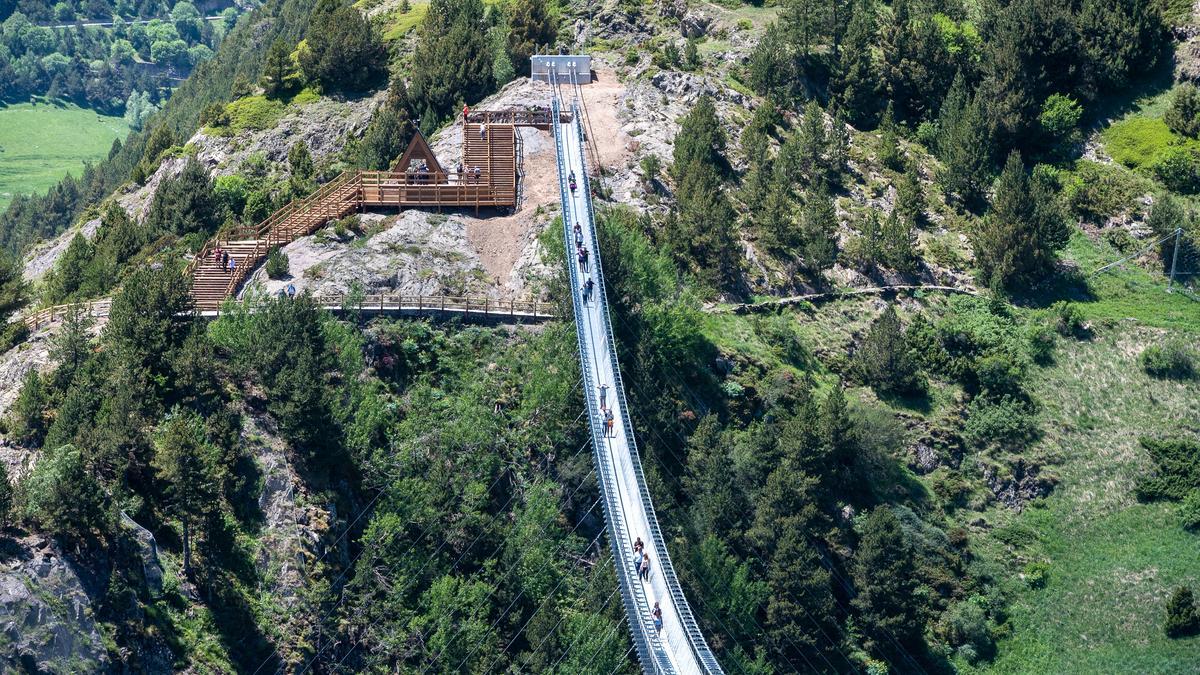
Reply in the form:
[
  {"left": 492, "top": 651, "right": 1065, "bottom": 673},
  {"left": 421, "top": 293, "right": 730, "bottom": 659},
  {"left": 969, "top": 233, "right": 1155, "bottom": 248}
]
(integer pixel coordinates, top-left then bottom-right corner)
[{"left": 551, "top": 90, "right": 724, "bottom": 675}]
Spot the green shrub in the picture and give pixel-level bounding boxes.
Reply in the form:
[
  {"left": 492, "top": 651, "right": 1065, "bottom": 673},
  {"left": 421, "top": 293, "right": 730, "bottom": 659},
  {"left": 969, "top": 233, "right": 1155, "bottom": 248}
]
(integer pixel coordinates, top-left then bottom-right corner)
[
  {"left": 1139, "top": 341, "right": 1197, "bottom": 380},
  {"left": 265, "top": 247, "right": 290, "bottom": 280},
  {"left": 1039, "top": 93, "right": 1083, "bottom": 154},
  {"left": 1102, "top": 117, "right": 1177, "bottom": 170},
  {"left": 1165, "top": 84, "right": 1200, "bottom": 138},
  {"left": 963, "top": 396, "right": 1040, "bottom": 451},
  {"left": 224, "top": 95, "right": 287, "bottom": 131},
  {"left": 1051, "top": 301, "right": 1086, "bottom": 338},
  {"left": 1022, "top": 561, "right": 1050, "bottom": 589},
  {"left": 943, "top": 597, "right": 993, "bottom": 663},
  {"left": 1165, "top": 586, "right": 1200, "bottom": 638},
  {"left": 1135, "top": 437, "right": 1200, "bottom": 501},
  {"left": 1062, "top": 161, "right": 1146, "bottom": 223},
  {"left": 1179, "top": 491, "right": 1200, "bottom": 531},
  {"left": 1152, "top": 147, "right": 1200, "bottom": 193}
]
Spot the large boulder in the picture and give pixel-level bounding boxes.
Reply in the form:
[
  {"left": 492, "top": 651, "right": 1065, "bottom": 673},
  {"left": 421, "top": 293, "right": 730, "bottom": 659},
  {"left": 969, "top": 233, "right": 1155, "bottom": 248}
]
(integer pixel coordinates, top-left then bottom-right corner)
[
  {"left": 0, "top": 539, "right": 109, "bottom": 673},
  {"left": 680, "top": 12, "right": 710, "bottom": 38},
  {"left": 120, "top": 513, "right": 163, "bottom": 598}
]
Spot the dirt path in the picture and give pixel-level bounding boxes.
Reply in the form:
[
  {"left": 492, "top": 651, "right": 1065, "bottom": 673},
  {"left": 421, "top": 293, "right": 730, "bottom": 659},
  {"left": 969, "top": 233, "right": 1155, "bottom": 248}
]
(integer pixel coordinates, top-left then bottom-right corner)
[{"left": 464, "top": 68, "right": 632, "bottom": 298}]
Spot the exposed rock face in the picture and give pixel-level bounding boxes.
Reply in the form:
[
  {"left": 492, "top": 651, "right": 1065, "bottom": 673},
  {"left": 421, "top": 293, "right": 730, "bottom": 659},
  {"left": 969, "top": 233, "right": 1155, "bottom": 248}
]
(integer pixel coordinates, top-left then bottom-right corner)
[
  {"left": 243, "top": 210, "right": 492, "bottom": 299},
  {"left": 193, "top": 93, "right": 386, "bottom": 177},
  {"left": 984, "top": 460, "right": 1057, "bottom": 511},
  {"left": 0, "top": 538, "right": 109, "bottom": 674},
  {"left": 120, "top": 513, "right": 163, "bottom": 598},
  {"left": 680, "top": 12, "right": 711, "bottom": 38}
]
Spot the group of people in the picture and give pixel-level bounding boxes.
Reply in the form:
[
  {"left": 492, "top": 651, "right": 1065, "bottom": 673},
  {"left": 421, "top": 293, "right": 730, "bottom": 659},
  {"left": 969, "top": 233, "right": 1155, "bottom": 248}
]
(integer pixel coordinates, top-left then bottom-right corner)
[
  {"left": 633, "top": 537, "right": 666, "bottom": 634},
  {"left": 275, "top": 284, "right": 298, "bottom": 300},
  {"left": 212, "top": 246, "right": 237, "bottom": 275},
  {"left": 456, "top": 163, "right": 484, "bottom": 184}
]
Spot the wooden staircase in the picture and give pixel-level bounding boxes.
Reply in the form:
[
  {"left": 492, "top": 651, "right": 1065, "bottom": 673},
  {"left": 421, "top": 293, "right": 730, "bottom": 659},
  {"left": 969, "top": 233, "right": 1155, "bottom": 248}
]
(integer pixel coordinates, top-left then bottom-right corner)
[
  {"left": 463, "top": 123, "right": 516, "bottom": 205},
  {"left": 188, "top": 172, "right": 360, "bottom": 311},
  {"left": 187, "top": 117, "right": 523, "bottom": 311}
]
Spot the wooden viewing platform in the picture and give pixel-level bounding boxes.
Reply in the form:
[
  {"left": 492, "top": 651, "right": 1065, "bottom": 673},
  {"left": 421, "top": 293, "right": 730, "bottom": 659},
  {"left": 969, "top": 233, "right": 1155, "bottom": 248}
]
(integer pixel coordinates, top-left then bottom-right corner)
[{"left": 187, "top": 109, "right": 544, "bottom": 311}]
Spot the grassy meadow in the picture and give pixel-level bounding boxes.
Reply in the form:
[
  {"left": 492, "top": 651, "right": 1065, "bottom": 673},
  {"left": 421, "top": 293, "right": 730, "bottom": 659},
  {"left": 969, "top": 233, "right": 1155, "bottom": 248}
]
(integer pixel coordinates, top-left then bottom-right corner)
[{"left": 0, "top": 101, "right": 129, "bottom": 210}]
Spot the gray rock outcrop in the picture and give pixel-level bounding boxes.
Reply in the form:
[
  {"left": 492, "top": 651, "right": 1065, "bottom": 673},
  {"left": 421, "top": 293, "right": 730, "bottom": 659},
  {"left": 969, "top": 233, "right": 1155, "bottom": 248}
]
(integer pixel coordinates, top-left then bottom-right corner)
[{"left": 0, "top": 539, "right": 109, "bottom": 673}]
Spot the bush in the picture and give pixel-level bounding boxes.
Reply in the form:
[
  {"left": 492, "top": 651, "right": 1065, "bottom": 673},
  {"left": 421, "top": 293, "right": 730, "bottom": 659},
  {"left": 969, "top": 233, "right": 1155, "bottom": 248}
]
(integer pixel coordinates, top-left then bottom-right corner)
[
  {"left": 1179, "top": 491, "right": 1200, "bottom": 531},
  {"left": 1152, "top": 147, "right": 1200, "bottom": 193},
  {"left": 1165, "top": 84, "right": 1200, "bottom": 139},
  {"left": 943, "top": 597, "right": 993, "bottom": 663},
  {"left": 1102, "top": 117, "right": 1176, "bottom": 170},
  {"left": 1023, "top": 561, "right": 1050, "bottom": 589},
  {"left": 1139, "top": 341, "right": 1197, "bottom": 380},
  {"left": 1065, "top": 159, "right": 1147, "bottom": 220},
  {"left": 1135, "top": 437, "right": 1200, "bottom": 502},
  {"left": 1165, "top": 586, "right": 1200, "bottom": 638},
  {"left": 1051, "top": 301, "right": 1086, "bottom": 338},
  {"left": 265, "top": 247, "right": 290, "bottom": 280},
  {"left": 963, "top": 396, "right": 1040, "bottom": 451}
]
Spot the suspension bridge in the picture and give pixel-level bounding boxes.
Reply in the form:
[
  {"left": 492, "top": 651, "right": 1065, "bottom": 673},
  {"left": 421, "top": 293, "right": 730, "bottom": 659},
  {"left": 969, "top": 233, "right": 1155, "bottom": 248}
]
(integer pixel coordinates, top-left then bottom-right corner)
[{"left": 544, "top": 56, "right": 724, "bottom": 675}]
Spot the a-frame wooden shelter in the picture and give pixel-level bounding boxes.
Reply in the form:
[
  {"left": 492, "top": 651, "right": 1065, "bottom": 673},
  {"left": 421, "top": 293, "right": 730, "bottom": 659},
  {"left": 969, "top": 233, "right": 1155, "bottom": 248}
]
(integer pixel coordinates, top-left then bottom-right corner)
[{"left": 391, "top": 129, "right": 445, "bottom": 174}]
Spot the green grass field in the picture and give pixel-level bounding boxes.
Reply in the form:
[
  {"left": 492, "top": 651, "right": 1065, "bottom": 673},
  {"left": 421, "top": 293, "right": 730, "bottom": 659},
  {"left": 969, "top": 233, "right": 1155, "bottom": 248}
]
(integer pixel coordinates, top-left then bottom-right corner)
[
  {"left": 964, "top": 326, "right": 1200, "bottom": 674},
  {"left": 0, "top": 101, "right": 129, "bottom": 210}
]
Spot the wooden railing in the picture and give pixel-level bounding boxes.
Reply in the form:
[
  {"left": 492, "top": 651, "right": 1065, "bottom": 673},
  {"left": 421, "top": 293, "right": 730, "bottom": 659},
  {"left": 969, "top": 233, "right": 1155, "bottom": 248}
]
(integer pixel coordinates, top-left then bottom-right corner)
[
  {"left": 20, "top": 294, "right": 554, "bottom": 330},
  {"left": 22, "top": 299, "right": 113, "bottom": 330},
  {"left": 466, "top": 108, "right": 559, "bottom": 126}
]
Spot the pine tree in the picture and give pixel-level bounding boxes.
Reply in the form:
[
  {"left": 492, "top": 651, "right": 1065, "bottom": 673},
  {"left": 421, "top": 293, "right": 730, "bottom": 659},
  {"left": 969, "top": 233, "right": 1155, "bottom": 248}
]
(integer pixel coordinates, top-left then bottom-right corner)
[
  {"left": 972, "top": 152, "right": 1069, "bottom": 292},
  {"left": 798, "top": 100, "right": 829, "bottom": 185},
  {"left": 847, "top": 209, "right": 884, "bottom": 271},
  {"left": 782, "top": 0, "right": 831, "bottom": 58},
  {"left": 854, "top": 304, "right": 923, "bottom": 395},
  {"left": 1165, "top": 586, "right": 1200, "bottom": 638},
  {"left": 8, "top": 369, "right": 48, "bottom": 447},
  {"left": 410, "top": 0, "right": 493, "bottom": 127},
  {"left": 1166, "top": 84, "right": 1200, "bottom": 139},
  {"left": 0, "top": 254, "right": 29, "bottom": 324},
  {"left": 881, "top": 209, "right": 918, "bottom": 274},
  {"left": 45, "top": 233, "right": 93, "bottom": 303},
  {"left": 355, "top": 80, "right": 416, "bottom": 170},
  {"left": 878, "top": 102, "right": 902, "bottom": 170},
  {"left": 144, "top": 158, "right": 222, "bottom": 236},
  {"left": 104, "top": 265, "right": 192, "bottom": 397},
  {"left": 507, "top": 0, "right": 555, "bottom": 77},
  {"left": 154, "top": 409, "right": 221, "bottom": 577},
  {"left": 22, "top": 444, "right": 112, "bottom": 548},
  {"left": 300, "top": 0, "right": 387, "bottom": 92},
  {"left": 895, "top": 160, "right": 925, "bottom": 228},
  {"left": 260, "top": 38, "right": 298, "bottom": 99},
  {"left": 758, "top": 172, "right": 798, "bottom": 254},
  {"left": 853, "top": 507, "right": 926, "bottom": 662},
  {"left": 800, "top": 186, "right": 838, "bottom": 271},
  {"left": 671, "top": 95, "right": 727, "bottom": 183},
  {"left": 1077, "top": 0, "right": 1164, "bottom": 95},
  {"left": 683, "top": 416, "right": 743, "bottom": 541},
  {"left": 835, "top": 0, "right": 880, "bottom": 127},
  {"left": 50, "top": 303, "right": 94, "bottom": 389},
  {"left": 766, "top": 527, "right": 843, "bottom": 670},
  {"left": 0, "top": 461, "right": 12, "bottom": 530},
  {"left": 935, "top": 74, "right": 992, "bottom": 210}
]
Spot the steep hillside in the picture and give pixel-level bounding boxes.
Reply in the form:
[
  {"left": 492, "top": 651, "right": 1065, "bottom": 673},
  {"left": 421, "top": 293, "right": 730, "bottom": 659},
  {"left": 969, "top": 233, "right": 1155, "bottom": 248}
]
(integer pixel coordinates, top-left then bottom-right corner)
[{"left": 0, "top": 0, "right": 1197, "bottom": 673}]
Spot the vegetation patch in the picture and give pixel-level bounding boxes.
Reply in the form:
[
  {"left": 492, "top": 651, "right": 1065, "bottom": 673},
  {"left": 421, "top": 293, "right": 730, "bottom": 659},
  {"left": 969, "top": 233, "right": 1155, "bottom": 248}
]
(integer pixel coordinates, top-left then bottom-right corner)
[
  {"left": 223, "top": 96, "right": 288, "bottom": 132},
  {"left": 1101, "top": 117, "right": 1199, "bottom": 171},
  {"left": 0, "top": 102, "right": 129, "bottom": 210}
]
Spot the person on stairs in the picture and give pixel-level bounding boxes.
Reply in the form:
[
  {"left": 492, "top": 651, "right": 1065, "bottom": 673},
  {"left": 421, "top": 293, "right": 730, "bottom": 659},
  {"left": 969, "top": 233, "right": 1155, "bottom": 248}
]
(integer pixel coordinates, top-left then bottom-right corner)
[{"left": 227, "top": 256, "right": 237, "bottom": 276}]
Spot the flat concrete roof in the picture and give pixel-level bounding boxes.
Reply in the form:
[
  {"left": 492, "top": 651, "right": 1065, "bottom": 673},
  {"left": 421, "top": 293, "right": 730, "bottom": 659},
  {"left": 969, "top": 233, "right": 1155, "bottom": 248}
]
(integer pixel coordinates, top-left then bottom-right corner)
[{"left": 530, "top": 54, "right": 591, "bottom": 84}]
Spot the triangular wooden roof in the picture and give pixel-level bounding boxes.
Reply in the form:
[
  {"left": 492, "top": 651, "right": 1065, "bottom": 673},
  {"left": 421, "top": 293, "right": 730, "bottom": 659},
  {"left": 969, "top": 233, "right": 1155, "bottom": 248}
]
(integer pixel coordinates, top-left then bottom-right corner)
[{"left": 392, "top": 129, "right": 444, "bottom": 174}]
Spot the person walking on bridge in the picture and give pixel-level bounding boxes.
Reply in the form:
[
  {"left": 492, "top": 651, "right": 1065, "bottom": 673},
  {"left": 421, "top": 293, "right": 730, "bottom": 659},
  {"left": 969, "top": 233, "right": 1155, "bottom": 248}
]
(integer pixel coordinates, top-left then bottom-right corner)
[
  {"left": 604, "top": 408, "right": 614, "bottom": 437},
  {"left": 653, "top": 602, "right": 663, "bottom": 634},
  {"left": 598, "top": 383, "right": 608, "bottom": 410},
  {"left": 582, "top": 276, "right": 594, "bottom": 305},
  {"left": 639, "top": 552, "right": 651, "bottom": 581},
  {"left": 573, "top": 222, "right": 583, "bottom": 248}
]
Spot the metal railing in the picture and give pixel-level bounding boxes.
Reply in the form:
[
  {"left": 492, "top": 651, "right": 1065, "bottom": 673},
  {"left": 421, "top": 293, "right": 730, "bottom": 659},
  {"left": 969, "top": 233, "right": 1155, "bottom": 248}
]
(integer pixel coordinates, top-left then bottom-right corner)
[
  {"left": 553, "top": 97, "right": 672, "bottom": 675},
  {"left": 572, "top": 102, "right": 722, "bottom": 674}
]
